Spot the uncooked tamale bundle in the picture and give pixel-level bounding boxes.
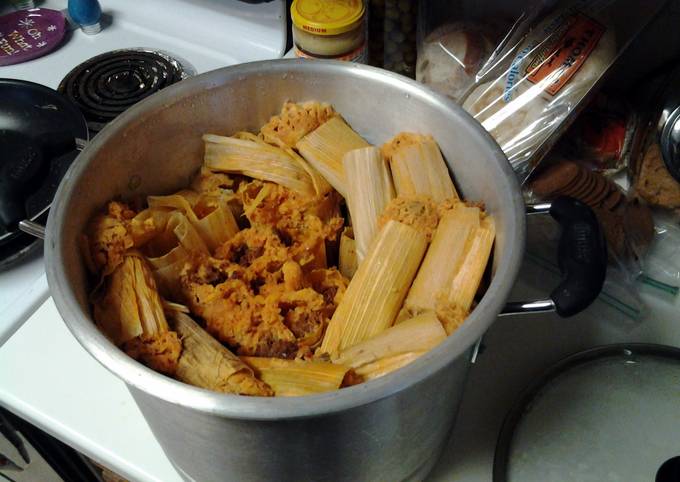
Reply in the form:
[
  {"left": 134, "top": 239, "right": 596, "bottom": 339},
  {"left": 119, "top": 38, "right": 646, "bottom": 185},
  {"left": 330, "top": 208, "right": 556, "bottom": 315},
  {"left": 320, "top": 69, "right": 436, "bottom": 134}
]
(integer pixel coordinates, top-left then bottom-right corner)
[
  {"left": 170, "top": 312, "right": 274, "bottom": 397},
  {"left": 333, "top": 311, "right": 447, "bottom": 381},
  {"left": 93, "top": 254, "right": 182, "bottom": 374},
  {"left": 399, "top": 203, "right": 482, "bottom": 321},
  {"left": 382, "top": 133, "right": 458, "bottom": 203},
  {"left": 342, "top": 146, "right": 395, "bottom": 261},
  {"left": 319, "top": 218, "right": 428, "bottom": 357},
  {"left": 436, "top": 215, "right": 496, "bottom": 334}
]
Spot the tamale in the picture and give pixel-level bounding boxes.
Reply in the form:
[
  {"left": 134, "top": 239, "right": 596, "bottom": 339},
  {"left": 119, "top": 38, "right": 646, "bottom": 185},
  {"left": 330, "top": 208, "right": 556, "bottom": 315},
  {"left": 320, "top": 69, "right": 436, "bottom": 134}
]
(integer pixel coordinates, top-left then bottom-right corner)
[
  {"left": 338, "top": 227, "right": 358, "bottom": 279},
  {"left": 296, "top": 117, "right": 370, "bottom": 198},
  {"left": 94, "top": 254, "right": 182, "bottom": 374},
  {"left": 333, "top": 311, "right": 447, "bottom": 380},
  {"left": 382, "top": 133, "right": 458, "bottom": 202},
  {"left": 399, "top": 204, "right": 481, "bottom": 321},
  {"left": 241, "top": 356, "right": 349, "bottom": 396},
  {"left": 342, "top": 146, "right": 395, "bottom": 261},
  {"left": 260, "top": 101, "right": 337, "bottom": 148},
  {"left": 319, "top": 219, "right": 428, "bottom": 357},
  {"left": 437, "top": 215, "right": 496, "bottom": 335},
  {"left": 170, "top": 312, "right": 274, "bottom": 396},
  {"left": 203, "top": 134, "right": 316, "bottom": 196},
  {"left": 94, "top": 254, "right": 170, "bottom": 345}
]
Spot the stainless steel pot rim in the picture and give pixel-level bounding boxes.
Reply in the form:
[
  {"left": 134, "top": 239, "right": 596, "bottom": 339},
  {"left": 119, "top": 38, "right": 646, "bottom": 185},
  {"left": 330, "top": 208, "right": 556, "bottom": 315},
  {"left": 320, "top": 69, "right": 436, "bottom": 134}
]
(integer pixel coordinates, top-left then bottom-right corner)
[{"left": 46, "top": 59, "right": 526, "bottom": 420}]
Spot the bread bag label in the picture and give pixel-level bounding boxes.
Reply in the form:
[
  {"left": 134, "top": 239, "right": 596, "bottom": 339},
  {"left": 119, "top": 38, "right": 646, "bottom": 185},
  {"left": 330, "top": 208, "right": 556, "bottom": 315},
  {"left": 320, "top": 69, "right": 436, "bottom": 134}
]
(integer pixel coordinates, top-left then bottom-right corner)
[{"left": 526, "top": 13, "right": 605, "bottom": 96}]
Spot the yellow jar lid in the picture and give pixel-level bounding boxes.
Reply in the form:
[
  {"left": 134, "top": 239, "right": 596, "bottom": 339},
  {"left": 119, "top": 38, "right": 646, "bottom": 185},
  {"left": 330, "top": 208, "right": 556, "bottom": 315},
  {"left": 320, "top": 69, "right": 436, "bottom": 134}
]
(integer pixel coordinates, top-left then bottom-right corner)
[{"left": 291, "top": 0, "right": 365, "bottom": 36}]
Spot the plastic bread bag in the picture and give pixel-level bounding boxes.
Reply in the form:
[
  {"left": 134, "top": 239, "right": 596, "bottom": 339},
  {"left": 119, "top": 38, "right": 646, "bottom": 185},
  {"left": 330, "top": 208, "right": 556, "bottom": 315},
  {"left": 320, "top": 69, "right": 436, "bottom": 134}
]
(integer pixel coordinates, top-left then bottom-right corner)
[
  {"left": 415, "top": 1, "right": 549, "bottom": 103},
  {"left": 415, "top": 20, "right": 500, "bottom": 103},
  {"left": 460, "top": 0, "right": 666, "bottom": 184},
  {"left": 639, "top": 210, "right": 680, "bottom": 294}
]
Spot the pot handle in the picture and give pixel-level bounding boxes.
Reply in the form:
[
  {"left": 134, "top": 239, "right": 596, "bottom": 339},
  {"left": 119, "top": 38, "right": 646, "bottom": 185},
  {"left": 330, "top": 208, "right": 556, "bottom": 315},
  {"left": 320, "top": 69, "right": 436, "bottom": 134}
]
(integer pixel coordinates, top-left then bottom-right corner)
[{"left": 500, "top": 196, "right": 607, "bottom": 318}]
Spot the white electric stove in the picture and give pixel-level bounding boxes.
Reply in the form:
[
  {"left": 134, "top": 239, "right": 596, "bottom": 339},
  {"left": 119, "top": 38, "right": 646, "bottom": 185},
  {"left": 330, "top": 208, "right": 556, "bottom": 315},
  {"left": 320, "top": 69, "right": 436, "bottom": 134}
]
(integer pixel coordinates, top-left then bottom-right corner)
[{"left": 0, "top": 0, "right": 286, "bottom": 345}]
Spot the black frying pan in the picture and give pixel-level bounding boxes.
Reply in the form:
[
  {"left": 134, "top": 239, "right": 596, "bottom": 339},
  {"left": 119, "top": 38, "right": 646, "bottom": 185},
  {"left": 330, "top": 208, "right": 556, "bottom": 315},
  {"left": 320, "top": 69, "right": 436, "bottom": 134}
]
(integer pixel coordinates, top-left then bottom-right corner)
[{"left": 0, "top": 79, "right": 88, "bottom": 250}]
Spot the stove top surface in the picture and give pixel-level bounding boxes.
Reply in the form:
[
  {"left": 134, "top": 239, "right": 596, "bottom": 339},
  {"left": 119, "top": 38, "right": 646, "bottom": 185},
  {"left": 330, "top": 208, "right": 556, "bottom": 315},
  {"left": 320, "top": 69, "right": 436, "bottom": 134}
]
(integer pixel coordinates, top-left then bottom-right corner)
[{"left": 0, "top": 0, "right": 286, "bottom": 345}]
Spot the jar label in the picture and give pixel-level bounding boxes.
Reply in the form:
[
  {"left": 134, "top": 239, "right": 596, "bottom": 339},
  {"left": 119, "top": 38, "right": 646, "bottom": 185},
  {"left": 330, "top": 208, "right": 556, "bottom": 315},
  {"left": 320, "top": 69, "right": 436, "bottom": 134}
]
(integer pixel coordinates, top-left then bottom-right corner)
[{"left": 294, "top": 43, "right": 367, "bottom": 64}]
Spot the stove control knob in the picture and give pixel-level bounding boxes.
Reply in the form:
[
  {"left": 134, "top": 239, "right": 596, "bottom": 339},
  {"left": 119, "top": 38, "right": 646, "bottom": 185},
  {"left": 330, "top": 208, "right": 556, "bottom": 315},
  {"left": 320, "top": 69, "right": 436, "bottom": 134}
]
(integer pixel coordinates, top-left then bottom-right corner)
[{"left": 68, "top": 0, "right": 102, "bottom": 35}]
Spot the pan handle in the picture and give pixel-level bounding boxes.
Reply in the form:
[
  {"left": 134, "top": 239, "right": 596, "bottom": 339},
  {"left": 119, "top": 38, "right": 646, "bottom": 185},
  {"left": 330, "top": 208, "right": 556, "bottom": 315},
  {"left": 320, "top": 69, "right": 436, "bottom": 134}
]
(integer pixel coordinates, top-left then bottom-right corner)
[
  {"left": 18, "top": 220, "right": 45, "bottom": 239},
  {"left": 8, "top": 138, "right": 87, "bottom": 243},
  {"left": 500, "top": 196, "right": 607, "bottom": 317}
]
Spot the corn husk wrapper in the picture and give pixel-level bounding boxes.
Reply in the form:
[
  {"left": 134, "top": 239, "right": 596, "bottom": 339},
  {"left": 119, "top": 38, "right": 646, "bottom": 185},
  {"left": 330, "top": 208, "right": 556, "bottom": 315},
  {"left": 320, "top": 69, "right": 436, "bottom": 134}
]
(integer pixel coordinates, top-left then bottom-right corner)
[
  {"left": 343, "top": 146, "right": 395, "bottom": 261},
  {"left": 148, "top": 190, "right": 238, "bottom": 251},
  {"left": 399, "top": 204, "right": 481, "bottom": 322},
  {"left": 136, "top": 210, "right": 209, "bottom": 299},
  {"left": 234, "top": 131, "right": 332, "bottom": 196},
  {"left": 203, "top": 134, "right": 316, "bottom": 196},
  {"left": 169, "top": 312, "right": 273, "bottom": 396},
  {"left": 338, "top": 227, "right": 358, "bottom": 279},
  {"left": 437, "top": 215, "right": 496, "bottom": 335},
  {"left": 296, "top": 117, "right": 370, "bottom": 198},
  {"left": 93, "top": 254, "right": 170, "bottom": 345},
  {"left": 241, "top": 357, "right": 349, "bottom": 397},
  {"left": 353, "top": 352, "right": 424, "bottom": 381},
  {"left": 383, "top": 133, "right": 458, "bottom": 203},
  {"left": 319, "top": 220, "right": 428, "bottom": 356},
  {"left": 333, "top": 311, "right": 446, "bottom": 381}
]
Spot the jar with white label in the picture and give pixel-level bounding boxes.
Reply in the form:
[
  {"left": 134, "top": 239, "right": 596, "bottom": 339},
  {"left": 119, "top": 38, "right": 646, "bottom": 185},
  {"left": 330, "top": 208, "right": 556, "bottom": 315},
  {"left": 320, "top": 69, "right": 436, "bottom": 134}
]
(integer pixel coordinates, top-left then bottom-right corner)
[{"left": 291, "top": 0, "right": 367, "bottom": 63}]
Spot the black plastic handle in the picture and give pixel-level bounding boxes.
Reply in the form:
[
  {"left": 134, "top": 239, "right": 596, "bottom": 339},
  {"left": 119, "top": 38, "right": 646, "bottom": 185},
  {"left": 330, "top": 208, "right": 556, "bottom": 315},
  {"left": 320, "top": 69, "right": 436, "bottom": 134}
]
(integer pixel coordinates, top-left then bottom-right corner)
[
  {"left": 548, "top": 196, "right": 607, "bottom": 317},
  {"left": 0, "top": 137, "right": 45, "bottom": 230}
]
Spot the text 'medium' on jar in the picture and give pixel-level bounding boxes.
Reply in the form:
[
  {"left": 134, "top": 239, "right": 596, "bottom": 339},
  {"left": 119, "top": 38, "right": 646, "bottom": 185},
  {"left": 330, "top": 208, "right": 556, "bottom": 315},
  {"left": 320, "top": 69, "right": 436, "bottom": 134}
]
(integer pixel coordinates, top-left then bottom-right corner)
[{"left": 291, "top": 0, "right": 367, "bottom": 63}]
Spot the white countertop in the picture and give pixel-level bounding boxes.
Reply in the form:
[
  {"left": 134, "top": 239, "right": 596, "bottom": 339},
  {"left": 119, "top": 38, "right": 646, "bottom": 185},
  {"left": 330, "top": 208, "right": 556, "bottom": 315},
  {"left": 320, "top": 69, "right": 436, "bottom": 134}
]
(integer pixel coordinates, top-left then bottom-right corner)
[{"left": 2, "top": 252, "right": 678, "bottom": 482}]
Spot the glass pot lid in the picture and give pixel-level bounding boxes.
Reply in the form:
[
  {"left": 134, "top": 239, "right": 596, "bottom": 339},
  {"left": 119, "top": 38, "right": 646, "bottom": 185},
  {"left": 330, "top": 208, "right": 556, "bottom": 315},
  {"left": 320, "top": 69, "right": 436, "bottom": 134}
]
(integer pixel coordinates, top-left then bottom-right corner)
[{"left": 494, "top": 344, "right": 680, "bottom": 482}]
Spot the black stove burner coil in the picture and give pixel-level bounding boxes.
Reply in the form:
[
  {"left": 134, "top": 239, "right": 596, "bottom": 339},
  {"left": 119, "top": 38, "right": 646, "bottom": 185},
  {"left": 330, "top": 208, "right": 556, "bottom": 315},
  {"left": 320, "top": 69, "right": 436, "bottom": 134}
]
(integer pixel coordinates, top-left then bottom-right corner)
[{"left": 58, "top": 50, "right": 184, "bottom": 133}]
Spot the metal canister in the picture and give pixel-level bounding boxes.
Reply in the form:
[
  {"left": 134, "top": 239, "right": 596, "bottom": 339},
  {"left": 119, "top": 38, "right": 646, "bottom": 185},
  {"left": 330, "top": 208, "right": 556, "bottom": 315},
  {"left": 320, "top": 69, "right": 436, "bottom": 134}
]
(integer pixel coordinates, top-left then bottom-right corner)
[{"left": 656, "top": 67, "right": 680, "bottom": 183}]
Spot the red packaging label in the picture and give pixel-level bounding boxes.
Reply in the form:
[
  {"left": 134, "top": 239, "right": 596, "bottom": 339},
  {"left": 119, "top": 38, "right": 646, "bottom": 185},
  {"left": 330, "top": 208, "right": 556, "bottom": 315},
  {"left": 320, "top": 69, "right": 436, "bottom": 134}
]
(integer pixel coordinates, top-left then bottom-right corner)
[{"left": 526, "top": 14, "right": 605, "bottom": 96}]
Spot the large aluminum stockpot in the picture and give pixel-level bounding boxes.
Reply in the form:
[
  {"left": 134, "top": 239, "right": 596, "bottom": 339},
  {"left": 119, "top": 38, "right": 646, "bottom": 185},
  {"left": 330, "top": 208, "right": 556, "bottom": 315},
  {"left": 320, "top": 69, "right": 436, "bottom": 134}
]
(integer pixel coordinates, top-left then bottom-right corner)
[{"left": 46, "top": 60, "right": 525, "bottom": 482}]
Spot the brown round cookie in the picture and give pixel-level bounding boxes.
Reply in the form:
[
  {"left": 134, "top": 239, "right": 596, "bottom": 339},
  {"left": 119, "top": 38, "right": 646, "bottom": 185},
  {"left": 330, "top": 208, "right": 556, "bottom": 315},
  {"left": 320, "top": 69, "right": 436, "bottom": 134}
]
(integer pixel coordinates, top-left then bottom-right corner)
[
  {"left": 570, "top": 169, "right": 598, "bottom": 202},
  {"left": 530, "top": 161, "right": 580, "bottom": 197},
  {"left": 590, "top": 175, "right": 613, "bottom": 207},
  {"left": 602, "top": 187, "right": 623, "bottom": 211},
  {"left": 555, "top": 167, "right": 586, "bottom": 196},
  {"left": 582, "top": 173, "right": 609, "bottom": 207}
]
